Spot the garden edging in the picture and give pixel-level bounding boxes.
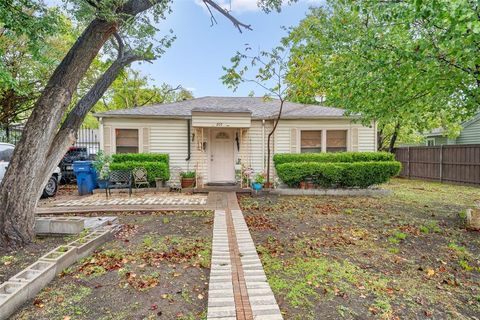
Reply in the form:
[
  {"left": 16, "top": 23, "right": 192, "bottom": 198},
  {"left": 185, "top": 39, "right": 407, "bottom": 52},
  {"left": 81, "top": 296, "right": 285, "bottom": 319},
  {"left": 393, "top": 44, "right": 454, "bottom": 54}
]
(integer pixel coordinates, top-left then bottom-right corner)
[
  {"left": 270, "top": 188, "right": 392, "bottom": 196},
  {"left": 0, "top": 224, "right": 118, "bottom": 320}
]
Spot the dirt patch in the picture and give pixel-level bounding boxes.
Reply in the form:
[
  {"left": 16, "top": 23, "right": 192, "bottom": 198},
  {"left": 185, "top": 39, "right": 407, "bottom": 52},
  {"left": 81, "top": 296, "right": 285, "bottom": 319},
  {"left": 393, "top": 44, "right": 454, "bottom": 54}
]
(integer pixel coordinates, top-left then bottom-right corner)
[
  {"left": 0, "top": 236, "right": 69, "bottom": 283},
  {"left": 11, "top": 210, "right": 213, "bottom": 320},
  {"left": 245, "top": 214, "right": 277, "bottom": 231},
  {"left": 240, "top": 179, "right": 480, "bottom": 320}
]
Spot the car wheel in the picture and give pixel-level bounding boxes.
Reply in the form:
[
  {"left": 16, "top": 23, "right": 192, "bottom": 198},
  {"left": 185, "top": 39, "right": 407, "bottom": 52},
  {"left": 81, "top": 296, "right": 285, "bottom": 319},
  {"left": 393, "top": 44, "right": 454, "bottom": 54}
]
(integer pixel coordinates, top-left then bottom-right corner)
[{"left": 42, "top": 176, "right": 58, "bottom": 198}]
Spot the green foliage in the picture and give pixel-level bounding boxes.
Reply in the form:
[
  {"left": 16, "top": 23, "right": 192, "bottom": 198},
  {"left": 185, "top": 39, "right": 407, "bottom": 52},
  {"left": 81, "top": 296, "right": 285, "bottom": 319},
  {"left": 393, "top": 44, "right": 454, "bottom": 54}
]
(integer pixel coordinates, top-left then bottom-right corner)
[
  {"left": 276, "top": 161, "right": 401, "bottom": 188},
  {"left": 254, "top": 173, "right": 266, "bottom": 184},
  {"left": 388, "top": 231, "right": 407, "bottom": 244},
  {"left": 273, "top": 152, "right": 395, "bottom": 165},
  {"left": 110, "top": 161, "right": 169, "bottom": 182},
  {"left": 0, "top": 1, "right": 72, "bottom": 128},
  {"left": 180, "top": 171, "right": 196, "bottom": 179},
  {"left": 285, "top": 1, "right": 480, "bottom": 150},
  {"left": 112, "top": 153, "right": 169, "bottom": 164},
  {"left": 93, "top": 150, "right": 112, "bottom": 179}
]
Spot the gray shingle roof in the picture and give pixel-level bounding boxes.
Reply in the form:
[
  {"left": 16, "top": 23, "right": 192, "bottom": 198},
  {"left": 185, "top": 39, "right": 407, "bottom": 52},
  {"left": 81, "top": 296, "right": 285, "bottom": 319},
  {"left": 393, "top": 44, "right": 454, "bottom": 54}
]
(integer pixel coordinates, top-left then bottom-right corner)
[{"left": 93, "top": 96, "right": 348, "bottom": 119}]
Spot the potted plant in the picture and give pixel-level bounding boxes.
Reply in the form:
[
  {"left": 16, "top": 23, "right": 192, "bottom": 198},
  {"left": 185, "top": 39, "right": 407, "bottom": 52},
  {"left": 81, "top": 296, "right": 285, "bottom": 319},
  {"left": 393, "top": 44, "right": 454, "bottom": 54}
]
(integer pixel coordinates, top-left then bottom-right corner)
[
  {"left": 180, "top": 171, "right": 196, "bottom": 188},
  {"left": 93, "top": 150, "right": 112, "bottom": 189},
  {"left": 299, "top": 181, "right": 306, "bottom": 189},
  {"left": 306, "top": 177, "right": 314, "bottom": 189},
  {"left": 251, "top": 173, "right": 265, "bottom": 191}
]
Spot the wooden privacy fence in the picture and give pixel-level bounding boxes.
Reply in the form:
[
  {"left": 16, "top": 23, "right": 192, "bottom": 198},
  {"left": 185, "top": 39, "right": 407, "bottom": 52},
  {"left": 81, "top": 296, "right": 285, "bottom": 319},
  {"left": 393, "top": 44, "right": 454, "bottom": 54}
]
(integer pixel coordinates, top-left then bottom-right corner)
[{"left": 395, "top": 144, "right": 480, "bottom": 186}]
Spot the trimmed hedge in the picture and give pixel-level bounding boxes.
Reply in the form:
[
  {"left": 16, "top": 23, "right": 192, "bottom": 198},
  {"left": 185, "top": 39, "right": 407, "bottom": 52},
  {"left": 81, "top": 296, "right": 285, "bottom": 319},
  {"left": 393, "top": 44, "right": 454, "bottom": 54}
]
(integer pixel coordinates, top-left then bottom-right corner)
[
  {"left": 110, "top": 161, "right": 170, "bottom": 183},
  {"left": 276, "top": 161, "right": 401, "bottom": 188},
  {"left": 112, "top": 153, "right": 169, "bottom": 164},
  {"left": 273, "top": 152, "right": 395, "bottom": 165}
]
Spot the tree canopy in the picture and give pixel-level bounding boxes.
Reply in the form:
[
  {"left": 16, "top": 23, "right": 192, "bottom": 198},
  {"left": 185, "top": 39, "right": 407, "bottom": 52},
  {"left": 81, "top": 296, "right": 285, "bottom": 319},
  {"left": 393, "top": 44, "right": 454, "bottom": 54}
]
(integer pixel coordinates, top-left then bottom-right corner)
[{"left": 285, "top": 0, "right": 480, "bottom": 150}]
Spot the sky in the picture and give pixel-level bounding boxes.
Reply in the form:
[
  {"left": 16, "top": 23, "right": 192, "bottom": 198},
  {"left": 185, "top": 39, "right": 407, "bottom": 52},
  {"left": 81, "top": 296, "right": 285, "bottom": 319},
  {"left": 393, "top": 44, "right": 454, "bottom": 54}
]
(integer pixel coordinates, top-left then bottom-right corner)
[{"left": 131, "top": 0, "right": 322, "bottom": 97}]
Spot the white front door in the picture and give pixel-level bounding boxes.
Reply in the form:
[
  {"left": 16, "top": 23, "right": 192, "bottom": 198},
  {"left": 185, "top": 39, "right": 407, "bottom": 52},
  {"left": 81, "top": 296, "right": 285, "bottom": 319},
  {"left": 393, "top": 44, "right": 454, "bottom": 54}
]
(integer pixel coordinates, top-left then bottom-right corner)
[{"left": 210, "top": 129, "right": 235, "bottom": 183}]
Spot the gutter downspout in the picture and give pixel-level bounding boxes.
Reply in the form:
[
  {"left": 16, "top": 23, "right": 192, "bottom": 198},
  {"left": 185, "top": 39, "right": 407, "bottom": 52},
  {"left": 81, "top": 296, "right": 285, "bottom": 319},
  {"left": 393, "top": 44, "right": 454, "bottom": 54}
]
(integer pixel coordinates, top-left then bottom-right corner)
[
  {"left": 262, "top": 119, "right": 265, "bottom": 171},
  {"left": 185, "top": 119, "right": 191, "bottom": 161}
]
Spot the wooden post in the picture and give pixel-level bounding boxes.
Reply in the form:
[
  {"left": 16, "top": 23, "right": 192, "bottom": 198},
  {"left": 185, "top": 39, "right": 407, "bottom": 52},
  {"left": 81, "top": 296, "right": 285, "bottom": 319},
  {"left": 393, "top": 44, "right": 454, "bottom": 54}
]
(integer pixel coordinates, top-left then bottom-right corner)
[
  {"left": 407, "top": 146, "right": 411, "bottom": 178},
  {"left": 439, "top": 145, "right": 443, "bottom": 182}
]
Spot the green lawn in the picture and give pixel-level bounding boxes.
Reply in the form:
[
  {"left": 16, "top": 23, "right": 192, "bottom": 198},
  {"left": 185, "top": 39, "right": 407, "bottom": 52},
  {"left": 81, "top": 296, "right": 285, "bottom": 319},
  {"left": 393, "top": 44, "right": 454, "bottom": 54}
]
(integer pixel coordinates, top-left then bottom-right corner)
[{"left": 239, "top": 178, "right": 480, "bottom": 320}]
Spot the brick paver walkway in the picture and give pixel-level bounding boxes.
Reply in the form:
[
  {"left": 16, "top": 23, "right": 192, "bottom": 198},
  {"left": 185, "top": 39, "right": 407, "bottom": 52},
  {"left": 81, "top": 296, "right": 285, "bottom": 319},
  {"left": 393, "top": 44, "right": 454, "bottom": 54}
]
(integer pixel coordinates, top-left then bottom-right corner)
[
  {"left": 207, "top": 192, "right": 282, "bottom": 320},
  {"left": 53, "top": 196, "right": 207, "bottom": 207}
]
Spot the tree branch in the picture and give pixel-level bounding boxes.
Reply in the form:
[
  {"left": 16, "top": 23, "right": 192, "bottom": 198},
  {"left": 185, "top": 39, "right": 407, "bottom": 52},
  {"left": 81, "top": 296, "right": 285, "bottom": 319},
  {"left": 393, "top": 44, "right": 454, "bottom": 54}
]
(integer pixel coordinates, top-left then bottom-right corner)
[
  {"left": 45, "top": 51, "right": 151, "bottom": 164},
  {"left": 202, "top": 0, "right": 252, "bottom": 33},
  {"left": 112, "top": 32, "right": 125, "bottom": 59}
]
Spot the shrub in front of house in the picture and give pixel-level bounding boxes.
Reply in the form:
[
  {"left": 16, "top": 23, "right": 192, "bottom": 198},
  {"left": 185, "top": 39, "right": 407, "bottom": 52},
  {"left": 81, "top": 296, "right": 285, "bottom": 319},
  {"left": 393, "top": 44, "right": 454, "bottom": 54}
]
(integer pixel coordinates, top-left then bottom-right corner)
[
  {"left": 110, "top": 161, "right": 170, "bottom": 183},
  {"left": 112, "top": 153, "right": 169, "bottom": 164},
  {"left": 273, "top": 151, "right": 395, "bottom": 165},
  {"left": 275, "top": 161, "right": 401, "bottom": 188}
]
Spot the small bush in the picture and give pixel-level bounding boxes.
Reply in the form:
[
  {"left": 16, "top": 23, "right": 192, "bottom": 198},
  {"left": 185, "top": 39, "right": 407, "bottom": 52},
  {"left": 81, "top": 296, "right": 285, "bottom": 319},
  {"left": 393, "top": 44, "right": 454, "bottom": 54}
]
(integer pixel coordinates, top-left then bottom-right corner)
[
  {"left": 112, "top": 153, "right": 169, "bottom": 164},
  {"left": 273, "top": 151, "right": 395, "bottom": 165},
  {"left": 276, "top": 161, "right": 401, "bottom": 188},
  {"left": 110, "top": 161, "right": 169, "bottom": 182}
]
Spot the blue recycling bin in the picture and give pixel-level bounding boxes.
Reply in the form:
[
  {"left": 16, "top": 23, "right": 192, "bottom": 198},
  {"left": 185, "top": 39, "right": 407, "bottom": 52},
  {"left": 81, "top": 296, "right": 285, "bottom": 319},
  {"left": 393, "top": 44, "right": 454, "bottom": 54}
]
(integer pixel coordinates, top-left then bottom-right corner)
[{"left": 73, "top": 161, "right": 97, "bottom": 195}]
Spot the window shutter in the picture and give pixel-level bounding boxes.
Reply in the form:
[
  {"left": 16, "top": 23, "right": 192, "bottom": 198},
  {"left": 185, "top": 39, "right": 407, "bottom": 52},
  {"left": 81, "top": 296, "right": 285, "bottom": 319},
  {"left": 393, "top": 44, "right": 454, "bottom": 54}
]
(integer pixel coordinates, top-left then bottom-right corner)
[
  {"left": 290, "top": 128, "right": 297, "bottom": 153},
  {"left": 351, "top": 128, "right": 359, "bottom": 151},
  {"left": 104, "top": 126, "right": 111, "bottom": 154},
  {"left": 143, "top": 128, "right": 150, "bottom": 153}
]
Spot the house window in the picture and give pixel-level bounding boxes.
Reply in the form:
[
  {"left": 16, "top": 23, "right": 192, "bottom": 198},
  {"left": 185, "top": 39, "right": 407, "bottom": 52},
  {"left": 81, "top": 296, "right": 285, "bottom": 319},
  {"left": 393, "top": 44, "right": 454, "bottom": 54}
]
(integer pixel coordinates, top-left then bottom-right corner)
[
  {"left": 426, "top": 138, "right": 435, "bottom": 146},
  {"left": 115, "top": 129, "right": 139, "bottom": 153},
  {"left": 301, "top": 130, "right": 322, "bottom": 153},
  {"left": 326, "top": 130, "right": 347, "bottom": 152}
]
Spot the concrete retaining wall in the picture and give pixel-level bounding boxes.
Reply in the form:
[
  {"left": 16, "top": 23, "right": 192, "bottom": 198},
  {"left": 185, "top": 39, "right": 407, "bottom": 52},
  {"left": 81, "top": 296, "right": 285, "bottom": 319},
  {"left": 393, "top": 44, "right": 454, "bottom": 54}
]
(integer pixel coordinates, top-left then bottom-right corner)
[{"left": 0, "top": 225, "right": 117, "bottom": 320}]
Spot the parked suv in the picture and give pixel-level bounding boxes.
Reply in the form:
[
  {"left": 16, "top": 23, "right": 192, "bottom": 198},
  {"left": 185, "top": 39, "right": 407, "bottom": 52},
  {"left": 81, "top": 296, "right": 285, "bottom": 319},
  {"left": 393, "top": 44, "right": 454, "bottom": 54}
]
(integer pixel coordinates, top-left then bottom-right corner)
[{"left": 0, "top": 142, "right": 61, "bottom": 198}]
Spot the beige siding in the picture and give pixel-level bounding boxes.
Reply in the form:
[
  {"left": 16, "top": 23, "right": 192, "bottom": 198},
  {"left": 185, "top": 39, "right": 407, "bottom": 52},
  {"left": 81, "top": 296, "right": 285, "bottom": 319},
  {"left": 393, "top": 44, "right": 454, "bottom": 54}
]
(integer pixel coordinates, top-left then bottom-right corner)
[
  {"left": 191, "top": 127, "right": 208, "bottom": 185},
  {"left": 192, "top": 113, "right": 251, "bottom": 128},
  {"left": 358, "top": 126, "right": 376, "bottom": 151},
  {"left": 149, "top": 120, "right": 190, "bottom": 180},
  {"left": 248, "top": 120, "right": 274, "bottom": 176}
]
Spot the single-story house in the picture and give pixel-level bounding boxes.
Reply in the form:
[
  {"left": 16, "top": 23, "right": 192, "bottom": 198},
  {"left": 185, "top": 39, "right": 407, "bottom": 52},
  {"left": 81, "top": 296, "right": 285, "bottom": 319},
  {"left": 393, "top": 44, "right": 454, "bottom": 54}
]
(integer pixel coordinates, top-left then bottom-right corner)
[
  {"left": 425, "top": 113, "right": 480, "bottom": 146},
  {"left": 94, "top": 97, "right": 377, "bottom": 185}
]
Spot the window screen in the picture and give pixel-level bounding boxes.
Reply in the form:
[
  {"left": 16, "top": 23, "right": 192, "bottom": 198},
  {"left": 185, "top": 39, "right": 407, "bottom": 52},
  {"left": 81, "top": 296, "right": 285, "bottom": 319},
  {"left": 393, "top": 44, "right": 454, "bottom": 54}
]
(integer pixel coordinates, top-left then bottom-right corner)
[
  {"left": 301, "top": 130, "right": 322, "bottom": 153},
  {"left": 116, "top": 129, "right": 139, "bottom": 153},
  {"left": 326, "top": 130, "right": 347, "bottom": 152}
]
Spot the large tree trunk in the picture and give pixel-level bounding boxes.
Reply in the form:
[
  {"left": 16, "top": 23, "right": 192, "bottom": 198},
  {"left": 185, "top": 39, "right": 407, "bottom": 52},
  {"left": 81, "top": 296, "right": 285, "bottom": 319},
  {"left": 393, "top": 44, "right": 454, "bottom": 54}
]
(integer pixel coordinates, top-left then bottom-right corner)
[
  {"left": 0, "top": 0, "right": 245, "bottom": 249},
  {"left": 0, "top": 18, "right": 118, "bottom": 248}
]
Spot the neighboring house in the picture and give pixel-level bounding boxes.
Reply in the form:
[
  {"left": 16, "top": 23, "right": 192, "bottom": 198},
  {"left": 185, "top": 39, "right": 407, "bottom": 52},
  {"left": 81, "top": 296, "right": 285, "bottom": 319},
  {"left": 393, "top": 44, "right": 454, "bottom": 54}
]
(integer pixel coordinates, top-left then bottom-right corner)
[
  {"left": 425, "top": 113, "right": 480, "bottom": 146},
  {"left": 94, "top": 97, "right": 377, "bottom": 185}
]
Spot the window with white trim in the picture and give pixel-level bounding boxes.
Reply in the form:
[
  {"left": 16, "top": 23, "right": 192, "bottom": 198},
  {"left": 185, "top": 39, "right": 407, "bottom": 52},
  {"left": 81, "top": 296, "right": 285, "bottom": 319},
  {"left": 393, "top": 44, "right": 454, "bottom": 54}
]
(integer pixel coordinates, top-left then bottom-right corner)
[
  {"left": 115, "top": 129, "right": 139, "bottom": 153},
  {"left": 426, "top": 138, "right": 435, "bottom": 146},
  {"left": 300, "top": 130, "right": 322, "bottom": 153}
]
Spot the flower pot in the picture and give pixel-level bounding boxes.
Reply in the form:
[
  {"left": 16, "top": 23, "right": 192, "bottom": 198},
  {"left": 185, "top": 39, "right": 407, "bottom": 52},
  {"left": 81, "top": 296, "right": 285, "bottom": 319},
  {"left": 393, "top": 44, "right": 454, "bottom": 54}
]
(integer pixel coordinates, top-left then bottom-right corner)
[
  {"left": 97, "top": 179, "right": 108, "bottom": 189},
  {"left": 299, "top": 181, "right": 306, "bottom": 189},
  {"left": 264, "top": 182, "right": 273, "bottom": 189},
  {"left": 251, "top": 182, "right": 263, "bottom": 191},
  {"left": 181, "top": 178, "right": 195, "bottom": 188},
  {"left": 306, "top": 182, "right": 314, "bottom": 189}
]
